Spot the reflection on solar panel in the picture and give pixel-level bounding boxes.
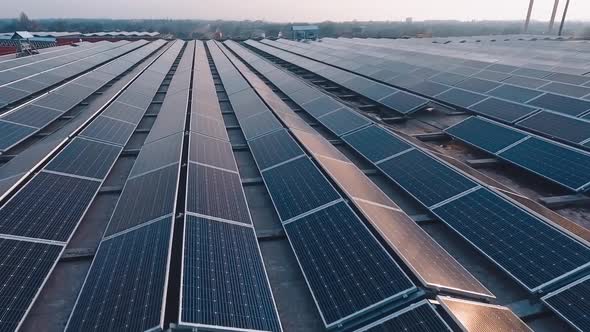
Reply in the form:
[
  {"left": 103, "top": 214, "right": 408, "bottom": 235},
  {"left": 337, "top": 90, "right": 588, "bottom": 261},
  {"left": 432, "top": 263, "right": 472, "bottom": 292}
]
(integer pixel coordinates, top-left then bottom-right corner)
[
  {"left": 45, "top": 138, "right": 121, "bottom": 179},
  {"left": 378, "top": 149, "right": 478, "bottom": 207},
  {"left": 542, "top": 275, "right": 590, "bottom": 332},
  {"left": 354, "top": 301, "right": 452, "bottom": 332},
  {"left": 499, "top": 137, "right": 590, "bottom": 191},
  {"left": 468, "top": 97, "right": 539, "bottom": 123},
  {"left": 284, "top": 202, "right": 416, "bottom": 327},
  {"left": 187, "top": 163, "right": 251, "bottom": 224},
  {"left": 130, "top": 133, "right": 184, "bottom": 177},
  {"left": 262, "top": 156, "right": 340, "bottom": 221},
  {"left": 527, "top": 93, "right": 590, "bottom": 117},
  {"left": 438, "top": 296, "right": 532, "bottom": 332},
  {"left": 66, "top": 218, "right": 172, "bottom": 332},
  {"left": 180, "top": 216, "right": 281, "bottom": 331},
  {"left": 240, "top": 111, "right": 283, "bottom": 140},
  {"left": 106, "top": 164, "right": 179, "bottom": 236},
  {"left": 0, "top": 238, "right": 62, "bottom": 331},
  {"left": 0, "top": 171, "right": 99, "bottom": 241},
  {"left": 434, "top": 88, "right": 487, "bottom": 108},
  {"left": 516, "top": 111, "right": 590, "bottom": 145},
  {"left": 354, "top": 201, "right": 494, "bottom": 299},
  {"left": 191, "top": 114, "right": 228, "bottom": 141},
  {"left": 301, "top": 96, "right": 342, "bottom": 117},
  {"left": 249, "top": 129, "right": 305, "bottom": 170},
  {"left": 432, "top": 188, "right": 590, "bottom": 291},
  {"left": 342, "top": 125, "right": 412, "bottom": 163},
  {"left": 446, "top": 117, "right": 527, "bottom": 154}
]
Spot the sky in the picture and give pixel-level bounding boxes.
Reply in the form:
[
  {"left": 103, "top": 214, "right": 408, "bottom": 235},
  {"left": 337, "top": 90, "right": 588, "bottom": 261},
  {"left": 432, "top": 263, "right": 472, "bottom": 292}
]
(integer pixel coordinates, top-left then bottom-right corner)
[{"left": 2, "top": 0, "right": 590, "bottom": 22}]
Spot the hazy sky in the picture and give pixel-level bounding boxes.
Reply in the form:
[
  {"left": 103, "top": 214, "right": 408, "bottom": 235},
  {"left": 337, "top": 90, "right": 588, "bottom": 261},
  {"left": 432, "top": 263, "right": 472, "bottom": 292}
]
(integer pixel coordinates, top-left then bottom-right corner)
[{"left": 3, "top": 0, "right": 590, "bottom": 22}]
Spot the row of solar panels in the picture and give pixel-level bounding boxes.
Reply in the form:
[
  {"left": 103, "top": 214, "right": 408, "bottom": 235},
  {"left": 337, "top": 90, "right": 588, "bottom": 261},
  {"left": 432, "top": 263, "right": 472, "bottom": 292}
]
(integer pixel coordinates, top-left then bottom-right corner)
[
  {"left": 240, "top": 39, "right": 590, "bottom": 294},
  {"left": 0, "top": 40, "right": 141, "bottom": 110},
  {"left": 0, "top": 40, "right": 165, "bottom": 153},
  {"left": 65, "top": 40, "right": 187, "bottom": 331},
  {"left": 265, "top": 38, "right": 590, "bottom": 152},
  {"left": 223, "top": 39, "right": 541, "bottom": 330},
  {"left": 447, "top": 117, "right": 590, "bottom": 192},
  {"left": 0, "top": 40, "right": 177, "bottom": 331}
]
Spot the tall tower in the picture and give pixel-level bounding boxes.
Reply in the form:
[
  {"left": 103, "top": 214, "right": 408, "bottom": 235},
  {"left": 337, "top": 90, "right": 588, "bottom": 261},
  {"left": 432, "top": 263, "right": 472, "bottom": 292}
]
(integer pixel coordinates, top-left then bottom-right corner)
[
  {"left": 524, "top": 0, "right": 534, "bottom": 33},
  {"left": 548, "top": 0, "right": 560, "bottom": 33}
]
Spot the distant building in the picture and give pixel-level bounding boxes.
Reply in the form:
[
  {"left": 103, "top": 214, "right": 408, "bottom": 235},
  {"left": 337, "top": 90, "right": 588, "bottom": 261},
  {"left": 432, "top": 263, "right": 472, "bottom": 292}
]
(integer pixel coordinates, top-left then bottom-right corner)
[
  {"left": 251, "top": 29, "right": 266, "bottom": 39},
  {"left": 0, "top": 31, "right": 58, "bottom": 56},
  {"left": 406, "top": 17, "right": 413, "bottom": 23},
  {"left": 213, "top": 29, "right": 223, "bottom": 40},
  {"left": 291, "top": 25, "right": 319, "bottom": 40}
]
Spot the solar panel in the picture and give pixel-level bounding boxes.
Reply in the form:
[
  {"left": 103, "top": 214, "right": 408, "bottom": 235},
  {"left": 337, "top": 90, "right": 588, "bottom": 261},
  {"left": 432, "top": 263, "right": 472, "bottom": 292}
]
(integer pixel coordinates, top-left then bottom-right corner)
[
  {"left": 284, "top": 202, "right": 416, "bottom": 327},
  {"left": 503, "top": 75, "right": 550, "bottom": 89},
  {"left": 0, "top": 171, "right": 100, "bottom": 241},
  {"left": 487, "top": 84, "right": 543, "bottom": 103},
  {"left": 446, "top": 117, "right": 528, "bottom": 154},
  {"left": 378, "top": 91, "right": 428, "bottom": 114},
  {"left": 105, "top": 164, "right": 178, "bottom": 236},
  {"left": 53, "top": 83, "right": 95, "bottom": 103},
  {"left": 486, "top": 63, "right": 519, "bottom": 73},
  {"left": 540, "top": 82, "right": 590, "bottom": 98},
  {"left": 408, "top": 81, "right": 450, "bottom": 97},
  {"left": 434, "top": 88, "right": 487, "bottom": 108},
  {"left": 432, "top": 188, "right": 590, "bottom": 291},
  {"left": 438, "top": 296, "right": 531, "bottom": 332},
  {"left": 342, "top": 125, "right": 412, "bottom": 163},
  {"left": 472, "top": 70, "right": 512, "bottom": 82},
  {"left": 317, "top": 108, "right": 371, "bottom": 136},
  {"left": 189, "top": 133, "right": 237, "bottom": 171},
  {"left": 358, "top": 83, "right": 397, "bottom": 100},
  {"left": 468, "top": 97, "right": 539, "bottom": 123},
  {"left": 301, "top": 96, "right": 343, "bottom": 117},
  {"left": 190, "top": 114, "right": 228, "bottom": 141},
  {"left": 117, "top": 90, "right": 154, "bottom": 110},
  {"left": 130, "top": 133, "right": 183, "bottom": 177},
  {"left": 2, "top": 104, "right": 62, "bottom": 128},
  {"left": 499, "top": 137, "right": 590, "bottom": 191},
  {"left": 516, "top": 111, "right": 590, "bottom": 145},
  {"left": 261, "top": 156, "right": 340, "bottom": 222},
  {"left": 545, "top": 72, "right": 590, "bottom": 85},
  {"left": 542, "top": 275, "right": 590, "bottom": 332},
  {"left": 454, "top": 77, "right": 501, "bottom": 93},
  {"left": 101, "top": 101, "right": 146, "bottom": 125},
  {"left": 378, "top": 149, "right": 478, "bottom": 207},
  {"left": 429, "top": 72, "right": 468, "bottom": 85},
  {"left": 512, "top": 67, "right": 551, "bottom": 79},
  {"left": 527, "top": 93, "right": 590, "bottom": 117},
  {"left": 187, "top": 163, "right": 251, "bottom": 224},
  {"left": 240, "top": 111, "right": 283, "bottom": 140},
  {"left": 0, "top": 120, "right": 38, "bottom": 151},
  {"left": 66, "top": 218, "right": 172, "bottom": 332},
  {"left": 248, "top": 129, "right": 305, "bottom": 170},
  {"left": 45, "top": 138, "right": 122, "bottom": 179},
  {"left": 80, "top": 116, "right": 136, "bottom": 146},
  {"left": 0, "top": 86, "right": 29, "bottom": 105},
  {"left": 228, "top": 88, "right": 269, "bottom": 120},
  {"left": 0, "top": 238, "right": 63, "bottom": 332},
  {"left": 9, "top": 79, "right": 48, "bottom": 93},
  {"left": 288, "top": 87, "right": 324, "bottom": 105},
  {"left": 32, "top": 92, "right": 79, "bottom": 111},
  {"left": 354, "top": 301, "right": 452, "bottom": 332},
  {"left": 180, "top": 216, "right": 280, "bottom": 331}
]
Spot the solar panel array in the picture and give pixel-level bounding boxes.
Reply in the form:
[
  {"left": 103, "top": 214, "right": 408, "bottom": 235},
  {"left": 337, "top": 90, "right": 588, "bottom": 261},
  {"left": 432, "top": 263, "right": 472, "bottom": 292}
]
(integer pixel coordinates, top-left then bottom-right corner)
[
  {"left": 66, "top": 40, "right": 186, "bottom": 331},
  {"left": 0, "top": 39, "right": 171, "bottom": 331},
  {"left": 446, "top": 116, "right": 590, "bottom": 192},
  {"left": 254, "top": 38, "right": 590, "bottom": 152},
  {"left": 543, "top": 274, "right": 590, "bottom": 332},
  {"left": 238, "top": 39, "right": 590, "bottom": 295}
]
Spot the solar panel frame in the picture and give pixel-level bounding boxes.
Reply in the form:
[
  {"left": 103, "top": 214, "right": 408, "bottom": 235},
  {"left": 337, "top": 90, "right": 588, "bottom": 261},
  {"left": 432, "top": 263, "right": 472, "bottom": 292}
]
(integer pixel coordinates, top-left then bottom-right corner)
[
  {"left": 516, "top": 111, "right": 590, "bottom": 145},
  {"left": 434, "top": 88, "right": 487, "bottom": 108},
  {"left": 527, "top": 93, "right": 590, "bottom": 117},
  {"left": 468, "top": 97, "right": 539, "bottom": 123},
  {"left": 353, "top": 300, "right": 453, "bottom": 332},
  {"left": 446, "top": 117, "right": 528, "bottom": 154},
  {"left": 0, "top": 120, "right": 38, "bottom": 152},
  {"left": 378, "top": 91, "right": 429, "bottom": 114},
  {"left": 542, "top": 274, "right": 590, "bottom": 332},
  {"left": 487, "top": 84, "right": 544, "bottom": 103},
  {"left": 79, "top": 116, "right": 136, "bottom": 146},
  {"left": 342, "top": 125, "right": 413, "bottom": 163},
  {"left": 317, "top": 108, "right": 371, "bottom": 137},
  {"left": 248, "top": 129, "right": 306, "bottom": 171}
]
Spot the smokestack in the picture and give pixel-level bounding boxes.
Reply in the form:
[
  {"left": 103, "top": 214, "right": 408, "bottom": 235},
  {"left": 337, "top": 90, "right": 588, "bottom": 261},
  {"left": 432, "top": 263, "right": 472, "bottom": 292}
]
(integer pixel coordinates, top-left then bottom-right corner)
[
  {"left": 558, "top": 0, "right": 571, "bottom": 36},
  {"left": 548, "top": 0, "right": 560, "bottom": 33},
  {"left": 524, "top": 0, "right": 534, "bottom": 32}
]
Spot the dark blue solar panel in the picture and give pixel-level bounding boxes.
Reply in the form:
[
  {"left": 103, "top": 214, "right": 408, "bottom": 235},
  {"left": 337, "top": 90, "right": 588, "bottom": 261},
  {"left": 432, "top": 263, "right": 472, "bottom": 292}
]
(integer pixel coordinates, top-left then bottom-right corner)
[
  {"left": 2, "top": 104, "right": 62, "bottom": 128},
  {"left": 543, "top": 276, "right": 590, "bottom": 332},
  {"left": 249, "top": 129, "right": 305, "bottom": 170},
  {"left": 454, "top": 77, "right": 501, "bottom": 94},
  {"left": 540, "top": 82, "right": 590, "bottom": 98},
  {"left": 66, "top": 218, "right": 171, "bottom": 332},
  {"left": 187, "top": 163, "right": 251, "bottom": 224},
  {"left": 446, "top": 117, "right": 528, "bottom": 154},
  {"left": 545, "top": 72, "right": 590, "bottom": 85},
  {"left": 0, "top": 239, "right": 62, "bottom": 332},
  {"left": 101, "top": 101, "right": 146, "bottom": 125},
  {"left": 0, "top": 120, "right": 37, "bottom": 152},
  {"left": 130, "top": 133, "right": 183, "bottom": 177},
  {"left": 318, "top": 108, "right": 371, "bottom": 136},
  {"left": 435, "top": 88, "right": 487, "bottom": 108},
  {"left": 379, "top": 149, "right": 478, "bottom": 207},
  {"left": 516, "top": 111, "right": 590, "bottom": 145},
  {"left": 429, "top": 72, "right": 468, "bottom": 85},
  {"left": 468, "top": 97, "right": 539, "bottom": 123},
  {"left": 527, "top": 93, "right": 590, "bottom": 117},
  {"left": 181, "top": 216, "right": 281, "bottom": 331},
  {"left": 301, "top": 96, "right": 343, "bottom": 117},
  {"left": 190, "top": 133, "right": 237, "bottom": 171},
  {"left": 473, "top": 70, "right": 512, "bottom": 82},
  {"left": 502, "top": 75, "right": 549, "bottom": 89},
  {"left": 191, "top": 115, "right": 228, "bottom": 141},
  {"left": 262, "top": 156, "right": 340, "bottom": 221},
  {"left": 240, "top": 112, "right": 283, "bottom": 140},
  {"left": 360, "top": 301, "right": 452, "bottom": 332},
  {"left": 32, "top": 92, "right": 79, "bottom": 112},
  {"left": 45, "top": 138, "right": 121, "bottom": 179},
  {"left": 342, "top": 125, "right": 412, "bottom": 163},
  {"left": 487, "top": 84, "right": 543, "bottom": 103},
  {"left": 80, "top": 116, "right": 135, "bottom": 146},
  {"left": 378, "top": 91, "right": 428, "bottom": 114},
  {"left": 499, "top": 137, "right": 590, "bottom": 191},
  {"left": 432, "top": 188, "right": 590, "bottom": 291},
  {"left": 0, "top": 171, "right": 100, "bottom": 241},
  {"left": 106, "top": 164, "right": 178, "bottom": 236},
  {"left": 0, "top": 86, "right": 29, "bottom": 106},
  {"left": 408, "top": 81, "right": 450, "bottom": 97},
  {"left": 358, "top": 83, "right": 397, "bottom": 100},
  {"left": 511, "top": 67, "right": 551, "bottom": 79},
  {"left": 284, "top": 202, "right": 415, "bottom": 327}
]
